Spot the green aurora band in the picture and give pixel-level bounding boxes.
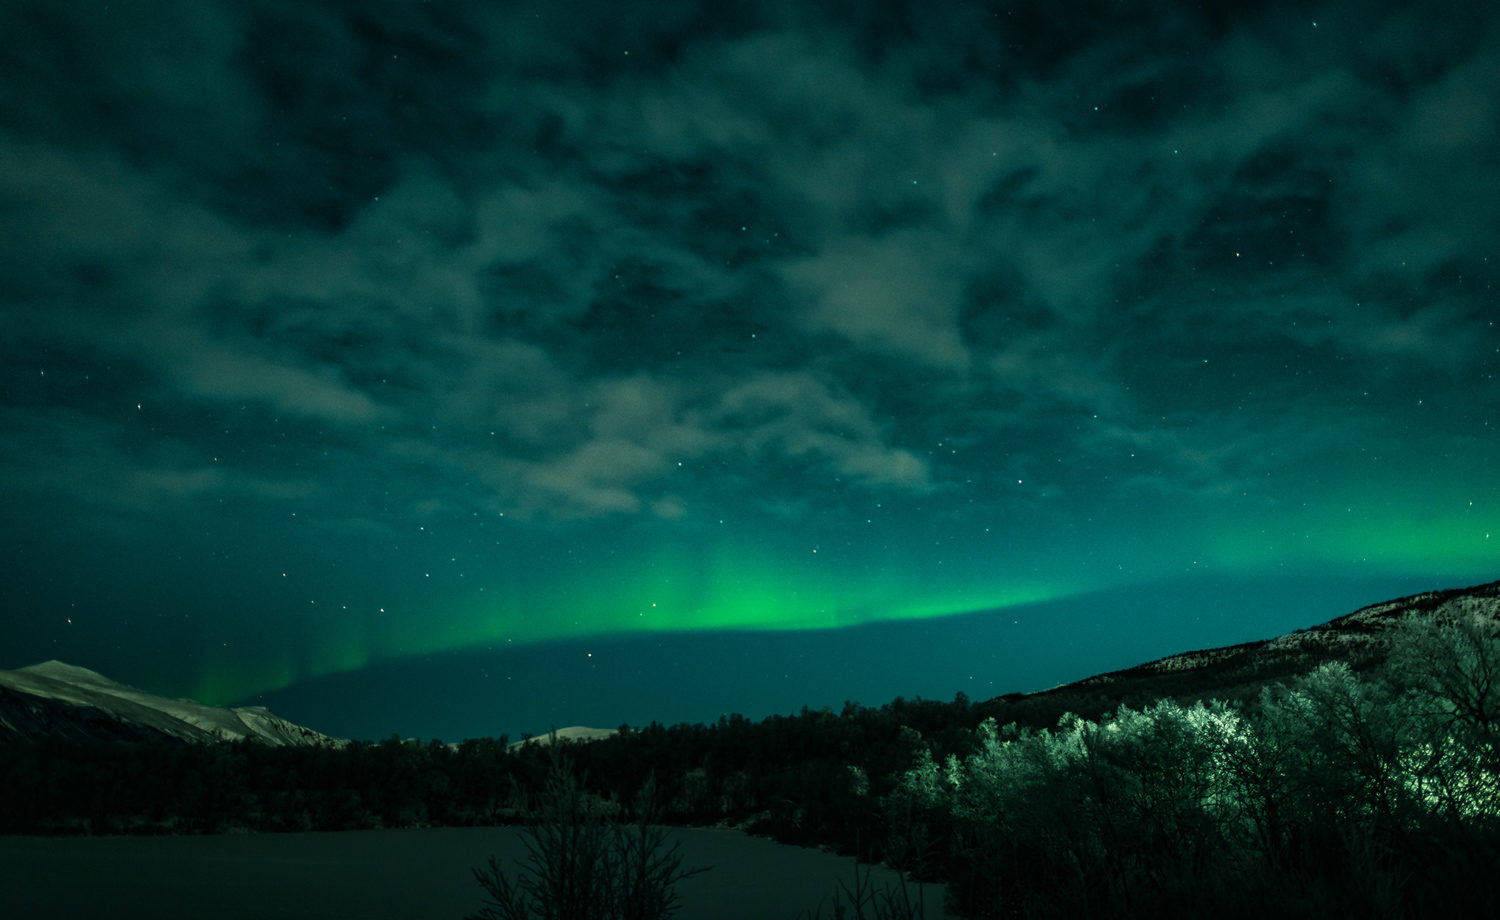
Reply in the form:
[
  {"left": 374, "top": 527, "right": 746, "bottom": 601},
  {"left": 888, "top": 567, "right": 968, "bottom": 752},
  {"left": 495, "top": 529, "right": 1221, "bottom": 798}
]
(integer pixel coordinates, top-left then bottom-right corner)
[
  {"left": 188, "top": 531, "right": 1076, "bottom": 705},
  {"left": 183, "top": 487, "right": 1500, "bottom": 708}
]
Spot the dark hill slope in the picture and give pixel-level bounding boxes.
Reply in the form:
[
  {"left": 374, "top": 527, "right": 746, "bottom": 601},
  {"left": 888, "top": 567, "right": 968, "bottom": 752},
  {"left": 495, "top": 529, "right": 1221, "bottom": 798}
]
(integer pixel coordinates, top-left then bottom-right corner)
[{"left": 973, "top": 577, "right": 1500, "bottom": 730}]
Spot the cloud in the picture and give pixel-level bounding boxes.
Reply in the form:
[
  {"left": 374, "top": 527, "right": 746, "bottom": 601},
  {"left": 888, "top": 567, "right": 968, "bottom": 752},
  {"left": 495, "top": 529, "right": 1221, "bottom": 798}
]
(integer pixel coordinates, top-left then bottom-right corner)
[
  {"left": 716, "top": 372, "right": 930, "bottom": 489},
  {"left": 0, "top": 406, "right": 316, "bottom": 517},
  {"left": 1, "top": 0, "right": 1497, "bottom": 533},
  {"left": 368, "top": 366, "right": 926, "bottom": 520},
  {"left": 784, "top": 232, "right": 971, "bottom": 370}
]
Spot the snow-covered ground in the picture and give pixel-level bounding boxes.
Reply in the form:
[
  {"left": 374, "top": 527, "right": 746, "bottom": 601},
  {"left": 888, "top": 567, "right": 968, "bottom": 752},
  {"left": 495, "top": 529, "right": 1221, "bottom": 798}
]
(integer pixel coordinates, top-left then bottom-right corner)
[{"left": 0, "top": 825, "right": 949, "bottom": 920}]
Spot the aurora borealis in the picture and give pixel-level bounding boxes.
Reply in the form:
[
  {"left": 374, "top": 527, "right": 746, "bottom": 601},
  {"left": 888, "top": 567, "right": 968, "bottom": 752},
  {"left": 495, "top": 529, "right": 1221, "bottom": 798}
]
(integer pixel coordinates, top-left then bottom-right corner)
[{"left": 2, "top": 0, "right": 1498, "bottom": 741}]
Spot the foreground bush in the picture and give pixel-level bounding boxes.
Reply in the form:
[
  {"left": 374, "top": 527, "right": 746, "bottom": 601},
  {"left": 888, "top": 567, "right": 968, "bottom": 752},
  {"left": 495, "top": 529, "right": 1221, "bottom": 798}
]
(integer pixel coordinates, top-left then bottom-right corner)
[
  {"left": 797, "top": 853, "right": 929, "bottom": 920},
  {"left": 468, "top": 745, "right": 709, "bottom": 920}
]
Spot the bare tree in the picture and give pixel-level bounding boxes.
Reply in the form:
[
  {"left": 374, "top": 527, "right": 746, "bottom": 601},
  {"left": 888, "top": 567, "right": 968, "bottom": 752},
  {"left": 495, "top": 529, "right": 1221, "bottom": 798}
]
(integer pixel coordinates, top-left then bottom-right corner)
[{"left": 468, "top": 746, "right": 709, "bottom": 920}]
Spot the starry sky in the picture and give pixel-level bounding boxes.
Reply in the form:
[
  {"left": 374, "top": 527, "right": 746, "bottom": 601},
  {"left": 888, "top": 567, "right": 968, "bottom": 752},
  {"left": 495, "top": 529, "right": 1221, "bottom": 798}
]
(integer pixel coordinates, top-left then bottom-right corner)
[{"left": 2, "top": 0, "right": 1498, "bottom": 742}]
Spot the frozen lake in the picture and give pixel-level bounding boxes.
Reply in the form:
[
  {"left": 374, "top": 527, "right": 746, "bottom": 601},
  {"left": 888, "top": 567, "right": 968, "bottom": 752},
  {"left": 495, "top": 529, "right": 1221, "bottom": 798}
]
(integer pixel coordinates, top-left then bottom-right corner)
[{"left": 0, "top": 826, "right": 948, "bottom": 919}]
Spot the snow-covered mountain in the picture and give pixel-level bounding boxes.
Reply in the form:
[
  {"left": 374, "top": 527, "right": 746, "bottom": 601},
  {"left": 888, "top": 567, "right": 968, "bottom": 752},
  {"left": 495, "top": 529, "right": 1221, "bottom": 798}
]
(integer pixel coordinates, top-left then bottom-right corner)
[
  {"left": 0, "top": 661, "right": 343, "bottom": 747},
  {"left": 508, "top": 726, "right": 621, "bottom": 749}
]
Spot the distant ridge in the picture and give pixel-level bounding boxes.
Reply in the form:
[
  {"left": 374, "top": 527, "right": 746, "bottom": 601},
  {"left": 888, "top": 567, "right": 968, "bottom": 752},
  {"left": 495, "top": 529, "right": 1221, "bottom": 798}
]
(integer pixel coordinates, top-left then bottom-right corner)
[
  {"left": 508, "top": 726, "right": 620, "bottom": 749},
  {"left": 0, "top": 661, "right": 343, "bottom": 747},
  {"left": 1002, "top": 578, "right": 1500, "bottom": 713}
]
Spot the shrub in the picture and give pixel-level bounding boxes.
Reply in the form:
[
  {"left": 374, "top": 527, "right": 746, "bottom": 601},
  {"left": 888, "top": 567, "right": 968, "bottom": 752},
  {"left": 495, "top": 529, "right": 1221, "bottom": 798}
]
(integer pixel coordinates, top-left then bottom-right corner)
[
  {"left": 798, "top": 854, "right": 928, "bottom": 920},
  {"left": 467, "top": 746, "right": 710, "bottom": 920}
]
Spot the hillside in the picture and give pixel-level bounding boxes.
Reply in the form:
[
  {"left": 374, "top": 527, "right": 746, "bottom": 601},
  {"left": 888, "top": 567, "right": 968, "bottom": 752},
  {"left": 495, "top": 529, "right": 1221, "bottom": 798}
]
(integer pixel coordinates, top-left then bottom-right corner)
[
  {"left": 973, "top": 578, "right": 1500, "bottom": 728},
  {"left": 0, "top": 661, "right": 342, "bottom": 747}
]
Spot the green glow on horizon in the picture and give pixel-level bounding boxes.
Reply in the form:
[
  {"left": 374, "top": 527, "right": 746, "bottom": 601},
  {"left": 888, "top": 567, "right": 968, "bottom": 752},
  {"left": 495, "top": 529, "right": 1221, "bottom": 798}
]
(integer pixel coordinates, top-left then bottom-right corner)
[
  {"left": 193, "top": 533, "right": 1075, "bottom": 705},
  {"left": 192, "top": 655, "right": 297, "bottom": 709},
  {"left": 391, "top": 536, "right": 1073, "bottom": 657},
  {"left": 1206, "top": 482, "right": 1500, "bottom": 578},
  {"left": 186, "top": 474, "right": 1500, "bottom": 708},
  {"left": 1318, "top": 514, "right": 1500, "bottom": 572}
]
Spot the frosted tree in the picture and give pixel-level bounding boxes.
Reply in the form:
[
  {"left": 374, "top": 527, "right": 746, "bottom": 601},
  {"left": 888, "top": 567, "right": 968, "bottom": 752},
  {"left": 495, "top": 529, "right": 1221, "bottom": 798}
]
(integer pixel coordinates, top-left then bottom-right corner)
[{"left": 1384, "top": 610, "right": 1500, "bottom": 832}]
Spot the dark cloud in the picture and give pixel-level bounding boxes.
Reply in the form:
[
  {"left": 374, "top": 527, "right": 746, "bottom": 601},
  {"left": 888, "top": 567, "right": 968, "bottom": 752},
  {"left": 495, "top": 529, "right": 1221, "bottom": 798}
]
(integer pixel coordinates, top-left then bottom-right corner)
[
  {"left": 2, "top": 0, "right": 1498, "bottom": 711},
  {"left": 5, "top": 0, "right": 1498, "bottom": 522}
]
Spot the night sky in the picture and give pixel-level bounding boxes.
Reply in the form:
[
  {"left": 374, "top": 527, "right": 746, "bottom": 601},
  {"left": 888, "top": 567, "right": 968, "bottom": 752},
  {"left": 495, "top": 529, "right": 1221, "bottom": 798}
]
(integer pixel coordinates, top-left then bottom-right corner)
[{"left": 2, "top": 0, "right": 1497, "bottom": 742}]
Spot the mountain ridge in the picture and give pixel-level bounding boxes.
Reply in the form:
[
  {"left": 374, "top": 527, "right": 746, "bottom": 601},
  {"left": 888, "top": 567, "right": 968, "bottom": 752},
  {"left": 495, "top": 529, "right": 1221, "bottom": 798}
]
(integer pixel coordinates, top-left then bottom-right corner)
[
  {"left": 0, "top": 660, "right": 343, "bottom": 747},
  {"left": 993, "top": 577, "right": 1500, "bottom": 721}
]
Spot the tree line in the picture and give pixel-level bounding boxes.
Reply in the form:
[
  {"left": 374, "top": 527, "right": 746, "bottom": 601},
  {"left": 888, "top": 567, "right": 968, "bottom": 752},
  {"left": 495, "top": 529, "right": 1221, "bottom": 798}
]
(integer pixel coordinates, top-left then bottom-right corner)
[
  {"left": 2, "top": 609, "right": 1496, "bottom": 918},
  {"left": 0, "top": 694, "right": 979, "bottom": 838}
]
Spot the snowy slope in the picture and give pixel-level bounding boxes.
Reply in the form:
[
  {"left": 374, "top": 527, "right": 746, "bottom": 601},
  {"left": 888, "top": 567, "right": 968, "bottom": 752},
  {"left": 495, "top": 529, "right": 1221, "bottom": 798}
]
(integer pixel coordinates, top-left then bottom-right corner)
[
  {"left": 0, "top": 661, "right": 343, "bottom": 747},
  {"left": 508, "top": 726, "right": 621, "bottom": 749}
]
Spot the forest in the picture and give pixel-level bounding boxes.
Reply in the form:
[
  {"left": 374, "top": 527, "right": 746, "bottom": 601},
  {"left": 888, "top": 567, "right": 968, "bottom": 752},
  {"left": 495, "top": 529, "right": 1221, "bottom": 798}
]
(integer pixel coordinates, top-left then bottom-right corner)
[{"left": 2, "top": 611, "right": 1496, "bottom": 919}]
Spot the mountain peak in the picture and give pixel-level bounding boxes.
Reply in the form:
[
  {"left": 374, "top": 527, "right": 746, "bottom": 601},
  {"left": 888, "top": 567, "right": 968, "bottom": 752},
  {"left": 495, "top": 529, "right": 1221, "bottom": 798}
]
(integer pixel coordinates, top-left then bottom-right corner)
[
  {"left": 0, "top": 661, "right": 342, "bottom": 748},
  {"left": 20, "top": 660, "right": 120, "bottom": 685},
  {"left": 508, "top": 726, "right": 621, "bottom": 749}
]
